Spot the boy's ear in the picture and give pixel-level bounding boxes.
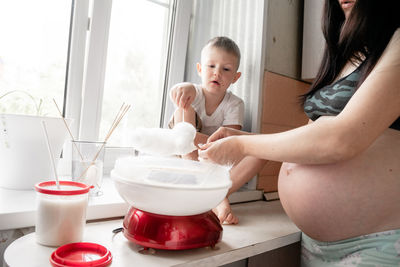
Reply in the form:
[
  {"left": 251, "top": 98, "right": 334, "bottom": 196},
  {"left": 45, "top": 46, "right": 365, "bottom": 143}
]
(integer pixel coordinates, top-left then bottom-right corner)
[
  {"left": 196, "top": 63, "right": 202, "bottom": 76},
  {"left": 232, "top": 72, "right": 241, "bottom": 84}
]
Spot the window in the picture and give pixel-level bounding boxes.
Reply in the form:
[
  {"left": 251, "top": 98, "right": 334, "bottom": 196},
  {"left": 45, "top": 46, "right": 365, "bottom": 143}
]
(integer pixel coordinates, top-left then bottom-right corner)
[
  {"left": 100, "top": 0, "right": 171, "bottom": 146},
  {"left": 76, "top": 0, "right": 187, "bottom": 147},
  {"left": 0, "top": 0, "right": 73, "bottom": 116},
  {"left": 64, "top": 0, "right": 191, "bottom": 174},
  {"left": 0, "top": 0, "right": 192, "bottom": 175}
]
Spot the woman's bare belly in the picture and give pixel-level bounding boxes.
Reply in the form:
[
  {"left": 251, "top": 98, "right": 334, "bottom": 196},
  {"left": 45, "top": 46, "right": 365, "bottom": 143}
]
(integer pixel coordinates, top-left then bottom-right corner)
[{"left": 278, "top": 128, "right": 400, "bottom": 242}]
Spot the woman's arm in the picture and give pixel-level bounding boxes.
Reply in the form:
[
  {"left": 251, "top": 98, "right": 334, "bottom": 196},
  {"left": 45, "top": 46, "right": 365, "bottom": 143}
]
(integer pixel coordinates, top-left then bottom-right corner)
[{"left": 200, "top": 33, "right": 400, "bottom": 165}]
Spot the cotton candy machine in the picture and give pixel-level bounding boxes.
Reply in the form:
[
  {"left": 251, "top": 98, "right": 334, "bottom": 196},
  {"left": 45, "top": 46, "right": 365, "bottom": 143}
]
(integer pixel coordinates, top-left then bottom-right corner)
[{"left": 110, "top": 156, "right": 231, "bottom": 250}]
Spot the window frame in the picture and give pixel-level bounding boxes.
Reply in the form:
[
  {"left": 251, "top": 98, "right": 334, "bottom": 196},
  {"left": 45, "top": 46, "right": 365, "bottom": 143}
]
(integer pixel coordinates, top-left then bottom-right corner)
[
  {"left": 78, "top": 0, "right": 112, "bottom": 142},
  {"left": 58, "top": 0, "right": 90, "bottom": 174},
  {"left": 160, "top": 0, "right": 193, "bottom": 128},
  {"left": 65, "top": 0, "right": 89, "bottom": 140}
]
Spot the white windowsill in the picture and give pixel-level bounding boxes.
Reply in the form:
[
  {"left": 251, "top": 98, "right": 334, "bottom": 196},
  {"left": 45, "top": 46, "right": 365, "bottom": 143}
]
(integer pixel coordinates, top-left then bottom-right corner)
[
  {"left": 0, "top": 177, "right": 128, "bottom": 231},
  {"left": 0, "top": 176, "right": 263, "bottom": 231}
]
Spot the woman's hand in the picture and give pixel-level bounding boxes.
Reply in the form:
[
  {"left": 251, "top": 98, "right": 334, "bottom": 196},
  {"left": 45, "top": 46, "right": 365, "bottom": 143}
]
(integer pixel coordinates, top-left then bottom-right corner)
[
  {"left": 207, "top": 126, "right": 249, "bottom": 143},
  {"left": 170, "top": 83, "right": 196, "bottom": 109},
  {"left": 199, "top": 127, "right": 250, "bottom": 165},
  {"left": 198, "top": 136, "right": 245, "bottom": 166}
]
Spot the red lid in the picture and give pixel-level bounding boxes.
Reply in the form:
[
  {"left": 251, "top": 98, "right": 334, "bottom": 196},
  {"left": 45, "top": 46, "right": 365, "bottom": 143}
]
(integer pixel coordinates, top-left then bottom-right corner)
[
  {"left": 50, "top": 242, "right": 112, "bottom": 267},
  {"left": 35, "top": 181, "right": 91, "bottom": 196}
]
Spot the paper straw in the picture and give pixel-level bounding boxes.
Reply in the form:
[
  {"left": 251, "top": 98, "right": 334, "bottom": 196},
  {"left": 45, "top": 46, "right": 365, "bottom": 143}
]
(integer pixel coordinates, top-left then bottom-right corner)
[{"left": 41, "top": 121, "right": 60, "bottom": 189}]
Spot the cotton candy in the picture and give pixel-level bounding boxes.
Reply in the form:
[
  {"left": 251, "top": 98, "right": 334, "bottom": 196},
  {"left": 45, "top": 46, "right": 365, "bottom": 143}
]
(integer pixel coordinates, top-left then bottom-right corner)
[{"left": 130, "top": 122, "right": 197, "bottom": 156}]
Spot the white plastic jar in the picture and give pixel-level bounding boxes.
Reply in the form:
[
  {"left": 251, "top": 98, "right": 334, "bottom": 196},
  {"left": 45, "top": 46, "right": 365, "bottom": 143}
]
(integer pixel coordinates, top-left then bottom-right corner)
[{"left": 35, "top": 181, "right": 91, "bottom": 247}]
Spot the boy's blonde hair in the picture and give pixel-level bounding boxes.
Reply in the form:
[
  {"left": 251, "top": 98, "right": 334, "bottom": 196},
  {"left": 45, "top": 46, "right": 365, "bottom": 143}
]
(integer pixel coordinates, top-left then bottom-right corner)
[{"left": 203, "top": 36, "right": 241, "bottom": 69}]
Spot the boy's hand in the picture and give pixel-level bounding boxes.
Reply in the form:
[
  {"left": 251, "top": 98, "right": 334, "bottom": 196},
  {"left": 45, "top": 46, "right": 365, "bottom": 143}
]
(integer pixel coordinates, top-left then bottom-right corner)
[{"left": 170, "top": 82, "right": 196, "bottom": 109}]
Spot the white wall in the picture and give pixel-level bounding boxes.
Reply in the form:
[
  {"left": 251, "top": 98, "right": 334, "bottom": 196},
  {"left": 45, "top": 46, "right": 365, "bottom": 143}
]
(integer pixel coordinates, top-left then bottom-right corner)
[{"left": 301, "top": 0, "right": 324, "bottom": 80}]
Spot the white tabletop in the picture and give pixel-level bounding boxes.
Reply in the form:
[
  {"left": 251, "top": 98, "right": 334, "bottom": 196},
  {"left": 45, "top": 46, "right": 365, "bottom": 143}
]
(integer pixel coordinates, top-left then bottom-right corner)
[{"left": 4, "top": 200, "right": 300, "bottom": 267}]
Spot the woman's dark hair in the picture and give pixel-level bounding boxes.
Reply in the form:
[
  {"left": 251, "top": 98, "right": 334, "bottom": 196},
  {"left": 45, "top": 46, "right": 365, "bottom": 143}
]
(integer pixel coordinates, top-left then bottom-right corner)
[{"left": 302, "top": 0, "right": 400, "bottom": 102}]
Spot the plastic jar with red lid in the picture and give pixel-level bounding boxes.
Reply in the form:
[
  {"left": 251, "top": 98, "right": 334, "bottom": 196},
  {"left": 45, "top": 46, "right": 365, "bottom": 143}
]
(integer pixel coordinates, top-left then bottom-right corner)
[{"left": 35, "top": 181, "right": 91, "bottom": 247}]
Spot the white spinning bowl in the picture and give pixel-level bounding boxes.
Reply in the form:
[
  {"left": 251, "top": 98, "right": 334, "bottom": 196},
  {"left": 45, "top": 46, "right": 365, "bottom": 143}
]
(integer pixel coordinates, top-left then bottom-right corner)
[{"left": 111, "top": 156, "right": 232, "bottom": 216}]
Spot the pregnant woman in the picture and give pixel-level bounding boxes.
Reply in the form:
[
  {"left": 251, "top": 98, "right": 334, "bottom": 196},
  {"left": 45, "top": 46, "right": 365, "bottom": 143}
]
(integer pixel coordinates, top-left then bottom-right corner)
[{"left": 199, "top": 0, "right": 400, "bottom": 266}]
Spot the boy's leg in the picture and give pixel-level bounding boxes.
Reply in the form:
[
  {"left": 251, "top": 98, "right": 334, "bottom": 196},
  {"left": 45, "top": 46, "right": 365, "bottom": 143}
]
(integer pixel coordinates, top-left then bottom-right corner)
[
  {"left": 173, "top": 107, "right": 197, "bottom": 126},
  {"left": 213, "top": 197, "right": 239, "bottom": 224},
  {"left": 171, "top": 107, "right": 204, "bottom": 160},
  {"left": 213, "top": 157, "right": 267, "bottom": 224}
]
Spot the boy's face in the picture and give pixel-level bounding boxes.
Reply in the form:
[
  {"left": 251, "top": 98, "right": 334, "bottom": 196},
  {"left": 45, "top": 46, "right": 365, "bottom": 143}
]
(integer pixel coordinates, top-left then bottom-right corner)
[{"left": 197, "top": 46, "right": 241, "bottom": 95}]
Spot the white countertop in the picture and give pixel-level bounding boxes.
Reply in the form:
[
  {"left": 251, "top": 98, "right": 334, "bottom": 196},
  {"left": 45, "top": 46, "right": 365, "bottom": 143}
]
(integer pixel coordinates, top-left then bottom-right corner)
[{"left": 4, "top": 200, "right": 301, "bottom": 267}]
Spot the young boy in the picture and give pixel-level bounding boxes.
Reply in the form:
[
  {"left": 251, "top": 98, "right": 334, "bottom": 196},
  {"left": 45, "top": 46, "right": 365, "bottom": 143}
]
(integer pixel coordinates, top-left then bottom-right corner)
[
  {"left": 169, "top": 36, "right": 244, "bottom": 155},
  {"left": 169, "top": 36, "right": 247, "bottom": 224}
]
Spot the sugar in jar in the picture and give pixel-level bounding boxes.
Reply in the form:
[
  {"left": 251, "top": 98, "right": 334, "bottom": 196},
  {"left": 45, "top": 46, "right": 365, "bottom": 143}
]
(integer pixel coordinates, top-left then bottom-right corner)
[{"left": 35, "top": 181, "right": 91, "bottom": 246}]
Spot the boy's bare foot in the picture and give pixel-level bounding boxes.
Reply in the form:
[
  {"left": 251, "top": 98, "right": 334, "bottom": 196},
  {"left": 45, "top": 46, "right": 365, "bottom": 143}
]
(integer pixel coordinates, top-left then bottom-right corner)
[{"left": 212, "top": 197, "right": 239, "bottom": 224}]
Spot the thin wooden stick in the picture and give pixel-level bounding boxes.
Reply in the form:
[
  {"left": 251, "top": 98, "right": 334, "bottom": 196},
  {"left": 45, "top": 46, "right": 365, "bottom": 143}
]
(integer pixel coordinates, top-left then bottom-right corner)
[
  {"left": 104, "top": 103, "right": 125, "bottom": 140},
  {"left": 53, "top": 99, "right": 84, "bottom": 161},
  {"left": 105, "top": 104, "right": 130, "bottom": 141},
  {"left": 78, "top": 104, "right": 131, "bottom": 179}
]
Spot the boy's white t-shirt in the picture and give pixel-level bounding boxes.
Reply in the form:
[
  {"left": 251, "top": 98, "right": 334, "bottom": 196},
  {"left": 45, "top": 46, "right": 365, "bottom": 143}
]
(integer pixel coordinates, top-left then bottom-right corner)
[{"left": 192, "top": 84, "right": 244, "bottom": 136}]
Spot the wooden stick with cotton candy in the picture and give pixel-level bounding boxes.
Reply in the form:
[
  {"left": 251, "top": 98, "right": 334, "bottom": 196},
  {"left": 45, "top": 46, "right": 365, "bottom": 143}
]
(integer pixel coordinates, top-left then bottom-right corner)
[{"left": 130, "top": 122, "right": 197, "bottom": 156}]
